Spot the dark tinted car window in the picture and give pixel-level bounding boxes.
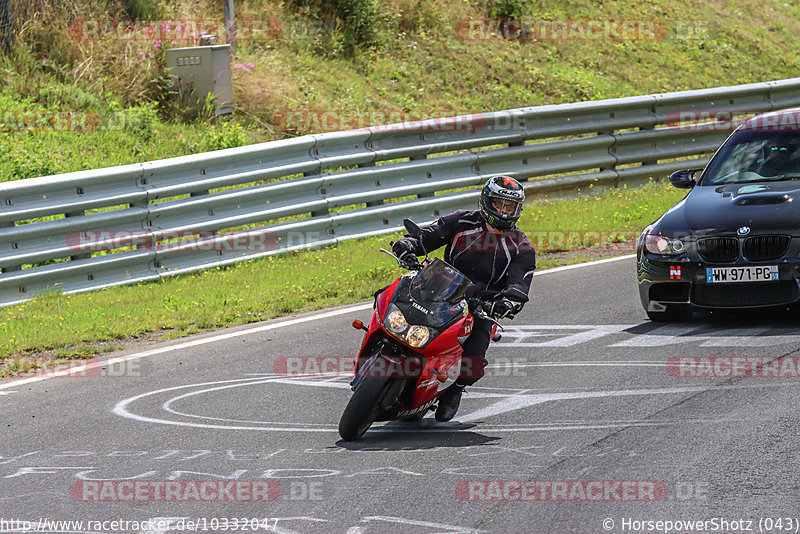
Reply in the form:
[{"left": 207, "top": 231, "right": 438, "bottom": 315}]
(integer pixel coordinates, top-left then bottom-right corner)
[{"left": 701, "top": 131, "right": 800, "bottom": 185}]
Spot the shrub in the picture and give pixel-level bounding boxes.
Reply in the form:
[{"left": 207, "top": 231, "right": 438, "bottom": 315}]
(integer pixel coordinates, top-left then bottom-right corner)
[
  {"left": 286, "top": 0, "right": 391, "bottom": 55},
  {"left": 487, "top": 0, "right": 528, "bottom": 20},
  {"left": 105, "top": 102, "right": 159, "bottom": 140},
  {"left": 202, "top": 120, "right": 248, "bottom": 152}
]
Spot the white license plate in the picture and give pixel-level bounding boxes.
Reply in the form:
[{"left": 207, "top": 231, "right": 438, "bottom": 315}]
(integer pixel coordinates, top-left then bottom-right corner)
[{"left": 706, "top": 266, "right": 779, "bottom": 283}]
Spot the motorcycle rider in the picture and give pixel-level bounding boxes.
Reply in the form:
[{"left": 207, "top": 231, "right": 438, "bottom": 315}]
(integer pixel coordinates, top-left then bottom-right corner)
[{"left": 391, "top": 175, "right": 536, "bottom": 422}]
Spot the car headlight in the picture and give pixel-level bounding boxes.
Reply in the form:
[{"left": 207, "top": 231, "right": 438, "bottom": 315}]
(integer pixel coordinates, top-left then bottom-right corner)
[
  {"left": 644, "top": 232, "right": 685, "bottom": 255},
  {"left": 382, "top": 305, "right": 435, "bottom": 348}
]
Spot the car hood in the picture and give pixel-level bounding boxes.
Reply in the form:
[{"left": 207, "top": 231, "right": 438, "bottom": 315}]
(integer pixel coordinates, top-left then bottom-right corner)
[{"left": 658, "top": 181, "right": 800, "bottom": 238}]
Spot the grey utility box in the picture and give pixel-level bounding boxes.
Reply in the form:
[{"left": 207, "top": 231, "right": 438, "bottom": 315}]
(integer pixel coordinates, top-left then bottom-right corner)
[{"left": 165, "top": 44, "right": 233, "bottom": 116}]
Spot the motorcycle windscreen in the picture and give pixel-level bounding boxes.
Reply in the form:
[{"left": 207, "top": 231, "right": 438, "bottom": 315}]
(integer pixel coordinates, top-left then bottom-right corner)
[{"left": 409, "top": 258, "right": 473, "bottom": 304}]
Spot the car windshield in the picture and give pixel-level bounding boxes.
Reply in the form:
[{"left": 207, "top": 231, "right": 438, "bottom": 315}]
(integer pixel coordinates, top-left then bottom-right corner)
[
  {"left": 701, "top": 131, "right": 800, "bottom": 185},
  {"left": 409, "top": 258, "right": 473, "bottom": 304}
]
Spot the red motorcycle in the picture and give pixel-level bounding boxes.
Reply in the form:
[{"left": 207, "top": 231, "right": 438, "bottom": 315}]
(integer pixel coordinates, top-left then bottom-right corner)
[{"left": 338, "top": 219, "right": 524, "bottom": 441}]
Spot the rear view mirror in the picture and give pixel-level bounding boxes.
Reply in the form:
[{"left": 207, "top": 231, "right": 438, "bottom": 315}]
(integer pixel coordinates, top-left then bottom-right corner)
[
  {"left": 669, "top": 168, "right": 702, "bottom": 189},
  {"left": 403, "top": 218, "right": 422, "bottom": 238}
]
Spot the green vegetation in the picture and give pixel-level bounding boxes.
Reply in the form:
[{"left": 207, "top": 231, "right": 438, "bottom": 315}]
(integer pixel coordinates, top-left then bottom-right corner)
[
  {"left": 0, "top": 181, "right": 686, "bottom": 375},
  {"left": 2, "top": 0, "right": 800, "bottom": 178}
]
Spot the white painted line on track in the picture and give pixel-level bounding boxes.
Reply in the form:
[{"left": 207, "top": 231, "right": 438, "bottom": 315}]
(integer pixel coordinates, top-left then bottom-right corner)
[
  {"left": 534, "top": 254, "right": 635, "bottom": 275},
  {"left": 486, "top": 361, "right": 667, "bottom": 368},
  {"left": 351, "top": 516, "right": 486, "bottom": 534},
  {"left": 0, "top": 254, "right": 636, "bottom": 393},
  {"left": 0, "top": 303, "right": 371, "bottom": 392}
]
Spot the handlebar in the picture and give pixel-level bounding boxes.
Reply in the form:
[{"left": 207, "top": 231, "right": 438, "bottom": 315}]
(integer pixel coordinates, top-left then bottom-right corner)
[
  {"left": 380, "top": 246, "right": 422, "bottom": 271},
  {"left": 467, "top": 297, "right": 508, "bottom": 329},
  {"left": 381, "top": 244, "right": 519, "bottom": 326}
]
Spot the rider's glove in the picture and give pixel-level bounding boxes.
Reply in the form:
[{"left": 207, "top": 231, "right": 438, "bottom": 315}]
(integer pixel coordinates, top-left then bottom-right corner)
[
  {"left": 489, "top": 297, "right": 522, "bottom": 319},
  {"left": 392, "top": 239, "right": 418, "bottom": 264}
]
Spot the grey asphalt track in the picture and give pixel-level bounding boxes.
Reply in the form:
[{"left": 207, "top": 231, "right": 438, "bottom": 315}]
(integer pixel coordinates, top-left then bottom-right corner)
[{"left": 3, "top": 256, "right": 800, "bottom": 534}]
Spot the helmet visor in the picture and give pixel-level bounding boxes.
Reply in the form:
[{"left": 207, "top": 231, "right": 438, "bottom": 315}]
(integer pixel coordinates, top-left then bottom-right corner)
[{"left": 491, "top": 198, "right": 522, "bottom": 218}]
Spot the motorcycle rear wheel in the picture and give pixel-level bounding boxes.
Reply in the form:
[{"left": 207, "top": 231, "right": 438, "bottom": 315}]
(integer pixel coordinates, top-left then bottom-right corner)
[{"left": 338, "top": 377, "right": 392, "bottom": 441}]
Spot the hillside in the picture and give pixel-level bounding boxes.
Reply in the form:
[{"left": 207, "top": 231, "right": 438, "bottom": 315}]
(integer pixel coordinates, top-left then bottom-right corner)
[{"left": 1, "top": 0, "right": 799, "bottom": 180}]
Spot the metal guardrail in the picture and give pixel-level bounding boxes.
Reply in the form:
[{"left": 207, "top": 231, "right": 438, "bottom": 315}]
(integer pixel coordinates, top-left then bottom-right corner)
[{"left": 1, "top": 78, "right": 800, "bottom": 305}]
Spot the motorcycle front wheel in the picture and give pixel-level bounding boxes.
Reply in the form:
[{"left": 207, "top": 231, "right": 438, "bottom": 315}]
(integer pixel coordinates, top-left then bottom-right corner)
[{"left": 338, "top": 377, "right": 394, "bottom": 441}]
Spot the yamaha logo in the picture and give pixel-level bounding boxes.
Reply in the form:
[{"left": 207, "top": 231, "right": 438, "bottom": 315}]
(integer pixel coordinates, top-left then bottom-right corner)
[
  {"left": 737, "top": 226, "right": 751, "bottom": 236},
  {"left": 411, "top": 301, "right": 430, "bottom": 314}
]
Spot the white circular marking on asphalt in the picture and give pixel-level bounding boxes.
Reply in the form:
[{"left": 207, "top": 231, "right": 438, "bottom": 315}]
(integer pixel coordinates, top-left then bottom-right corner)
[{"left": 113, "top": 374, "right": 800, "bottom": 433}]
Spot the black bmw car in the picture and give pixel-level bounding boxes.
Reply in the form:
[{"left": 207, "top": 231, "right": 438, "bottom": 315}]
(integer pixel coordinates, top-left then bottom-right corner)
[{"left": 637, "top": 109, "right": 800, "bottom": 321}]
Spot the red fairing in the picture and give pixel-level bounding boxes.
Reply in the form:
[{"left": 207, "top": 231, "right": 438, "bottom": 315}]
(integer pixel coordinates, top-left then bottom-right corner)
[
  {"left": 408, "top": 315, "right": 467, "bottom": 408},
  {"left": 376, "top": 277, "right": 401, "bottom": 320},
  {"left": 419, "top": 317, "right": 465, "bottom": 359},
  {"left": 355, "top": 276, "right": 402, "bottom": 366}
]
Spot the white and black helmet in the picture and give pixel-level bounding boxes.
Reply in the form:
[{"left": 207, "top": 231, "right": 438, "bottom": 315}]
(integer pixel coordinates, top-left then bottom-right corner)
[{"left": 479, "top": 175, "right": 525, "bottom": 230}]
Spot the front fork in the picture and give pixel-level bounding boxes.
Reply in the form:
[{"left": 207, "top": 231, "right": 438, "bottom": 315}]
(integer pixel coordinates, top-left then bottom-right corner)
[{"left": 350, "top": 352, "right": 405, "bottom": 391}]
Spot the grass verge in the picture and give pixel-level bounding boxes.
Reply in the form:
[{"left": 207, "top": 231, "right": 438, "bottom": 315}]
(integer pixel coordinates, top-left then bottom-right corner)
[{"left": 0, "top": 181, "right": 686, "bottom": 376}]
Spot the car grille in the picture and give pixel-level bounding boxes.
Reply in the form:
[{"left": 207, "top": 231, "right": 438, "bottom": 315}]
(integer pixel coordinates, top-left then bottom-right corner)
[
  {"left": 743, "top": 235, "right": 791, "bottom": 261},
  {"left": 697, "top": 237, "right": 739, "bottom": 263},
  {"left": 692, "top": 281, "right": 799, "bottom": 307}
]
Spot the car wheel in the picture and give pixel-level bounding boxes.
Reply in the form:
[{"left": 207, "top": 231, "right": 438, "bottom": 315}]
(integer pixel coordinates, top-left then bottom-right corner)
[{"left": 646, "top": 305, "right": 692, "bottom": 322}]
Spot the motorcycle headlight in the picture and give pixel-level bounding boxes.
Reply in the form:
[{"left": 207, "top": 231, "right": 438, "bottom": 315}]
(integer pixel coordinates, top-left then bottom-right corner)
[
  {"left": 383, "top": 305, "right": 436, "bottom": 348},
  {"left": 644, "top": 232, "right": 685, "bottom": 255},
  {"left": 386, "top": 310, "right": 408, "bottom": 333},
  {"left": 406, "top": 325, "right": 430, "bottom": 348}
]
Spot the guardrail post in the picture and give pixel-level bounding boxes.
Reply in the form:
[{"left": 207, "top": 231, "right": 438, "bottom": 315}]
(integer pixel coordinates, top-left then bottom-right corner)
[
  {"left": 66, "top": 210, "right": 92, "bottom": 262},
  {"left": 599, "top": 131, "right": 617, "bottom": 173},
  {"left": 0, "top": 219, "right": 18, "bottom": 273},
  {"left": 356, "top": 162, "right": 386, "bottom": 207},
  {"left": 638, "top": 125, "right": 658, "bottom": 166},
  {"left": 408, "top": 155, "right": 436, "bottom": 199},
  {"left": 307, "top": 171, "right": 331, "bottom": 216}
]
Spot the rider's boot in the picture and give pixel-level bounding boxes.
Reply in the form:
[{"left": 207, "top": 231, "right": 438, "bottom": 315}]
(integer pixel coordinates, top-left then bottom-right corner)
[{"left": 435, "top": 383, "right": 465, "bottom": 422}]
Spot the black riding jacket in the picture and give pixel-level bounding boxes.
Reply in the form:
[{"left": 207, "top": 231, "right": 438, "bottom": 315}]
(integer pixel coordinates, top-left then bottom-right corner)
[{"left": 403, "top": 210, "right": 536, "bottom": 303}]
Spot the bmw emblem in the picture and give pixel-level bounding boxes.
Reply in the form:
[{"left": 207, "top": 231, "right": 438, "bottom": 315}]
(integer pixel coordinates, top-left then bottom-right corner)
[{"left": 737, "top": 226, "right": 751, "bottom": 236}]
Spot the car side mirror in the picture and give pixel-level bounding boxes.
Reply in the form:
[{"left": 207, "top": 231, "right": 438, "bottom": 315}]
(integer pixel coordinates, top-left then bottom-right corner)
[
  {"left": 669, "top": 168, "right": 702, "bottom": 189},
  {"left": 403, "top": 218, "right": 422, "bottom": 238}
]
